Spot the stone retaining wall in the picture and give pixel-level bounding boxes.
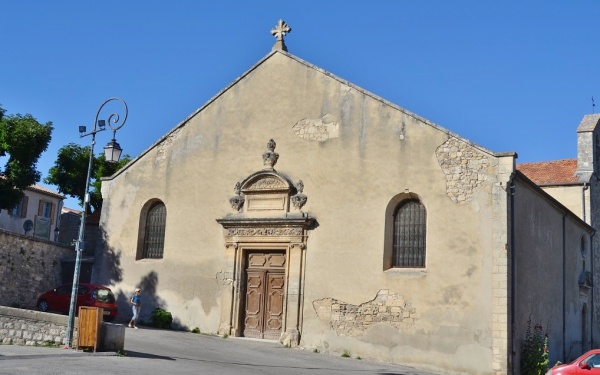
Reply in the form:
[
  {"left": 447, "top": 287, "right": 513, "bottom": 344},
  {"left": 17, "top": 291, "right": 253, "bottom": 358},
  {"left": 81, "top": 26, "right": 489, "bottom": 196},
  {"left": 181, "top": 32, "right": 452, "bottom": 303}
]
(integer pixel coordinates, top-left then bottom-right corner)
[
  {"left": 0, "top": 306, "right": 77, "bottom": 346},
  {"left": 0, "top": 229, "right": 73, "bottom": 309},
  {"left": 0, "top": 306, "right": 125, "bottom": 351}
]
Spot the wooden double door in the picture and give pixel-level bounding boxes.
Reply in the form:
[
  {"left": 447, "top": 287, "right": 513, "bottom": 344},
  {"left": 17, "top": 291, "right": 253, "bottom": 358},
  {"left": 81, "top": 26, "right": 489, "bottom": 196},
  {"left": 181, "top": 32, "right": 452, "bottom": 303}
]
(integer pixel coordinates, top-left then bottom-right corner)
[{"left": 242, "top": 251, "right": 286, "bottom": 340}]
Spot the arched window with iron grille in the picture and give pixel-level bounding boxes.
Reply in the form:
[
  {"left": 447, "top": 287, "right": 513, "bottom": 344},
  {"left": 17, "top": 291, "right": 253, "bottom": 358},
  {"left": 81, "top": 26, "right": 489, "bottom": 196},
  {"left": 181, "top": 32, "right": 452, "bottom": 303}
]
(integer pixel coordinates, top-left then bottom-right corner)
[
  {"left": 137, "top": 200, "right": 167, "bottom": 260},
  {"left": 392, "top": 199, "right": 426, "bottom": 268}
]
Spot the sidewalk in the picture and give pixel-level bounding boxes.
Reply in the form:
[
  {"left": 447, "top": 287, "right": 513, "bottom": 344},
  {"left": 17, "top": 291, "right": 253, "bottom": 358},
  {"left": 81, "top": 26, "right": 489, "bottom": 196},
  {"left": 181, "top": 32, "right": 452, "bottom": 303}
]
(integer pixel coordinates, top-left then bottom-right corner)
[
  {"left": 0, "top": 344, "right": 115, "bottom": 358},
  {"left": 0, "top": 328, "right": 444, "bottom": 375}
]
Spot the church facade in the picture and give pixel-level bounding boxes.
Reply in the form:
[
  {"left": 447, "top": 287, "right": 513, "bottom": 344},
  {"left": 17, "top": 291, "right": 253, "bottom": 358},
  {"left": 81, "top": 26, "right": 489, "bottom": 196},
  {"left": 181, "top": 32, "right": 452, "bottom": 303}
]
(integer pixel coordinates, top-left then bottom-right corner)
[{"left": 95, "top": 22, "right": 597, "bottom": 375}]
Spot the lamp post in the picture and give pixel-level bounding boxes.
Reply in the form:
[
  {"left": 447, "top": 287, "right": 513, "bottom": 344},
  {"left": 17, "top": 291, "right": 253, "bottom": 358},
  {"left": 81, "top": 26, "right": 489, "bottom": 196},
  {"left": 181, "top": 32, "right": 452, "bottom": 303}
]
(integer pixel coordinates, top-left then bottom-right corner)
[{"left": 64, "top": 97, "right": 128, "bottom": 349}]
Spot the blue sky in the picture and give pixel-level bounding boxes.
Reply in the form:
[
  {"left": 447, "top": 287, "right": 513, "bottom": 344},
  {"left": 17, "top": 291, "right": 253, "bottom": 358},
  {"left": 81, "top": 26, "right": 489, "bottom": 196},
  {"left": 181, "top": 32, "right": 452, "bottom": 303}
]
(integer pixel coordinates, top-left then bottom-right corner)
[{"left": 2, "top": 1, "right": 599, "bottom": 209}]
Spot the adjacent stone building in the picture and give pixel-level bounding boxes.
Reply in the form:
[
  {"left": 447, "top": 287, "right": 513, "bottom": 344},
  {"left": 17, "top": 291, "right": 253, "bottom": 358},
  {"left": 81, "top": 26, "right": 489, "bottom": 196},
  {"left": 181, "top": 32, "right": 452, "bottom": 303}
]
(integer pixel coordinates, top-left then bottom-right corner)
[
  {"left": 94, "top": 22, "right": 597, "bottom": 375},
  {"left": 517, "top": 113, "right": 600, "bottom": 362}
]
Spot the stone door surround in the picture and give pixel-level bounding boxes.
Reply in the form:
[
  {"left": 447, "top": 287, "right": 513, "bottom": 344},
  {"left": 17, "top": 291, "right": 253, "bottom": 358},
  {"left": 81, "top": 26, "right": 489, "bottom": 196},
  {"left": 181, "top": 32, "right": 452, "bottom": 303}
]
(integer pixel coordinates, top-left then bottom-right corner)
[{"left": 217, "top": 140, "right": 315, "bottom": 345}]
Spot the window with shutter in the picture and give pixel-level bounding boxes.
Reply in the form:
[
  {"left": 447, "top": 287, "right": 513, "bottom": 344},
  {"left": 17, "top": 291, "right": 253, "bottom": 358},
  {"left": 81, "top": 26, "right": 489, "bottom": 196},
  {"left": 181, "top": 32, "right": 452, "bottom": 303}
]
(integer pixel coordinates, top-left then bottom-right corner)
[
  {"left": 11, "top": 196, "right": 28, "bottom": 218},
  {"left": 37, "top": 200, "right": 55, "bottom": 223},
  {"left": 11, "top": 201, "right": 21, "bottom": 217},
  {"left": 21, "top": 196, "right": 28, "bottom": 218}
]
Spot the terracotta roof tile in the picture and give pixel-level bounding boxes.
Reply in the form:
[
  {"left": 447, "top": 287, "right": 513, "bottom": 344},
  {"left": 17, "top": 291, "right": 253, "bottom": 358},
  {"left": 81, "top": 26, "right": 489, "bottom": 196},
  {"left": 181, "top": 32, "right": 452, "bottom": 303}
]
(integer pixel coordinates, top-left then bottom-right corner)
[
  {"left": 61, "top": 207, "right": 81, "bottom": 215},
  {"left": 517, "top": 159, "right": 580, "bottom": 185},
  {"left": 0, "top": 175, "right": 64, "bottom": 198},
  {"left": 29, "top": 184, "right": 65, "bottom": 198}
]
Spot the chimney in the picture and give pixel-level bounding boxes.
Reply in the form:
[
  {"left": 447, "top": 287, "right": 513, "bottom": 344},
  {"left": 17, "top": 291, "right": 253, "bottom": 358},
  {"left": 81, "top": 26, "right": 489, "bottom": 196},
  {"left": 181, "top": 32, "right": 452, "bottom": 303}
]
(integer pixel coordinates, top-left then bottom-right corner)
[{"left": 576, "top": 114, "right": 600, "bottom": 182}]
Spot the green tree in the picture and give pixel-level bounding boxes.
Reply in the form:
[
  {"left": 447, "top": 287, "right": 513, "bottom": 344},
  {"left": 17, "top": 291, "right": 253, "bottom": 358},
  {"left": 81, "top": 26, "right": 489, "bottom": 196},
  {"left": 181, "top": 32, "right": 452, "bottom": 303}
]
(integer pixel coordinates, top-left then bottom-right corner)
[
  {"left": 0, "top": 105, "right": 53, "bottom": 210},
  {"left": 44, "top": 143, "right": 130, "bottom": 214}
]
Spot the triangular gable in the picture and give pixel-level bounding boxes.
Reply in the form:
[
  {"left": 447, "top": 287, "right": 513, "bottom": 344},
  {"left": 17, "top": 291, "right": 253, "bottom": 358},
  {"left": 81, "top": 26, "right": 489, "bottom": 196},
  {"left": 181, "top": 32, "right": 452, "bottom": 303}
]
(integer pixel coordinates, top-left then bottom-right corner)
[{"left": 107, "top": 50, "right": 509, "bottom": 180}]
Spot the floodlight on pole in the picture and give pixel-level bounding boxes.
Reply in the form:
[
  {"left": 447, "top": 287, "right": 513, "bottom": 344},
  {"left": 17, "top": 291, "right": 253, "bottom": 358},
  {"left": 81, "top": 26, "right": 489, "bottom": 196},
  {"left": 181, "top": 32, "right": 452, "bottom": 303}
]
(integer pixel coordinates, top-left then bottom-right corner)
[{"left": 64, "top": 97, "right": 128, "bottom": 349}]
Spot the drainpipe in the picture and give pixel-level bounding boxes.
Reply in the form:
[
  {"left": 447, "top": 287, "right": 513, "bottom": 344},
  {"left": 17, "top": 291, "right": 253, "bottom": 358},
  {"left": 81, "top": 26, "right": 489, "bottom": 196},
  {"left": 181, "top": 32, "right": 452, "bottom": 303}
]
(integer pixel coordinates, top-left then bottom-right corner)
[
  {"left": 591, "top": 231, "right": 596, "bottom": 347},
  {"left": 509, "top": 181, "right": 516, "bottom": 375},
  {"left": 582, "top": 183, "right": 588, "bottom": 223},
  {"left": 562, "top": 213, "right": 567, "bottom": 362}
]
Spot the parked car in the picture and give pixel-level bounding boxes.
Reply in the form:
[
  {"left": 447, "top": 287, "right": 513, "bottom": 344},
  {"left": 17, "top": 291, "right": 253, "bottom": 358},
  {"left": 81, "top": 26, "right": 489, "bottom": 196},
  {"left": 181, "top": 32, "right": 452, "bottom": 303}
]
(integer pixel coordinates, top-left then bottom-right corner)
[
  {"left": 546, "top": 349, "right": 600, "bottom": 374},
  {"left": 36, "top": 283, "right": 117, "bottom": 321}
]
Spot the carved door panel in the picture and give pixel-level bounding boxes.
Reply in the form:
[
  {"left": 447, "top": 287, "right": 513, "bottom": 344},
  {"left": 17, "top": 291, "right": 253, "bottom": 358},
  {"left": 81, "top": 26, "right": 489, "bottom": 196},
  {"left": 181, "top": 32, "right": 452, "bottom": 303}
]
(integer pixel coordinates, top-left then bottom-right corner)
[
  {"left": 263, "top": 272, "right": 284, "bottom": 339},
  {"left": 243, "top": 251, "right": 286, "bottom": 340},
  {"left": 243, "top": 271, "right": 264, "bottom": 339}
]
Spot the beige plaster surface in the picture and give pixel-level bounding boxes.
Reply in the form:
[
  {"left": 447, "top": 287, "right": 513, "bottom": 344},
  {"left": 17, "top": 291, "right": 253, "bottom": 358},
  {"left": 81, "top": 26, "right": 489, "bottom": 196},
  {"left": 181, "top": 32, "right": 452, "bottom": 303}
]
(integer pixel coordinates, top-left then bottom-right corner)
[
  {"left": 98, "top": 51, "right": 514, "bottom": 374},
  {"left": 512, "top": 177, "right": 593, "bottom": 368}
]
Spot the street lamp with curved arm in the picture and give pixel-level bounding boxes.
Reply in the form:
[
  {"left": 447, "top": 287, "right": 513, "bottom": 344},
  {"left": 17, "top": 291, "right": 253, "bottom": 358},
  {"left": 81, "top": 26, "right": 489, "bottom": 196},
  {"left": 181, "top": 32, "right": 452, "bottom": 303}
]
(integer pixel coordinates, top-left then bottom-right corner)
[{"left": 65, "top": 97, "right": 128, "bottom": 348}]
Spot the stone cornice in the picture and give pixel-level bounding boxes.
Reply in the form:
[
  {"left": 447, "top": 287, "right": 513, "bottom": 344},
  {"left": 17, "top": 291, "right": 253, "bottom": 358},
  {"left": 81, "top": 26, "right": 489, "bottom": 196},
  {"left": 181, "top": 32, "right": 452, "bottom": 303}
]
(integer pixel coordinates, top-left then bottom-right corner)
[{"left": 216, "top": 216, "right": 314, "bottom": 229}]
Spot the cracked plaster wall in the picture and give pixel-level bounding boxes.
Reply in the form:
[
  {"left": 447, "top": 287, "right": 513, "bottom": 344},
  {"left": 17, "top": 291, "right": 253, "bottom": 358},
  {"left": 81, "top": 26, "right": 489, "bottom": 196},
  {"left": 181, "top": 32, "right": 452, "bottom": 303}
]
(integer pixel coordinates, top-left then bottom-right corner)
[
  {"left": 156, "top": 129, "right": 181, "bottom": 163},
  {"left": 292, "top": 114, "right": 339, "bottom": 142},
  {"left": 313, "top": 290, "right": 418, "bottom": 337}
]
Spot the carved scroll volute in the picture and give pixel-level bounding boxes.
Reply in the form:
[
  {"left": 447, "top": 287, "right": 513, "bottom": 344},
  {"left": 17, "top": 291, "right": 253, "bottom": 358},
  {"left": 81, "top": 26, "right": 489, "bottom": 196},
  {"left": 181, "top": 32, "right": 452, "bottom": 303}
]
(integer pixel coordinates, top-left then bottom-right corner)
[
  {"left": 290, "top": 243, "right": 306, "bottom": 251},
  {"left": 229, "top": 182, "right": 245, "bottom": 212},
  {"left": 262, "top": 139, "right": 279, "bottom": 169},
  {"left": 291, "top": 180, "right": 308, "bottom": 211}
]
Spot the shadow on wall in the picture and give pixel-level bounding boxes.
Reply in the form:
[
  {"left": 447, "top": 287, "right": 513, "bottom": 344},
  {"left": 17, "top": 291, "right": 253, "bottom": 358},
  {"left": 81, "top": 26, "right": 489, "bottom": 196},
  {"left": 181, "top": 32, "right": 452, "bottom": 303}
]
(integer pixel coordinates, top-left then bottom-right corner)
[
  {"left": 115, "top": 271, "right": 189, "bottom": 331},
  {"left": 112, "top": 271, "right": 164, "bottom": 325},
  {"left": 94, "top": 227, "right": 123, "bottom": 287},
  {"left": 94, "top": 229, "right": 188, "bottom": 330},
  {"left": 92, "top": 227, "right": 126, "bottom": 322},
  {"left": 136, "top": 271, "right": 164, "bottom": 325}
]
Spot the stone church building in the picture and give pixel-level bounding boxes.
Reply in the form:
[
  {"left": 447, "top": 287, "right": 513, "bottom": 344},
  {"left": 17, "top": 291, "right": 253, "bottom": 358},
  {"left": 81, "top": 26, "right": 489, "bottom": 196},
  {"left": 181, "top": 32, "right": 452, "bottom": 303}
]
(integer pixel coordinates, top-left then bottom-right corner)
[{"left": 95, "top": 21, "right": 599, "bottom": 375}]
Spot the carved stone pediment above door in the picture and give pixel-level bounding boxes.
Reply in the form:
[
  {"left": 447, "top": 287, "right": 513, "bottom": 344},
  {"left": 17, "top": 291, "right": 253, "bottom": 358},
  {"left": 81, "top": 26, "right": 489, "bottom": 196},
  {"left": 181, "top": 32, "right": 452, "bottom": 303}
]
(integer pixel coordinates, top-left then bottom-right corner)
[{"left": 216, "top": 139, "right": 315, "bottom": 347}]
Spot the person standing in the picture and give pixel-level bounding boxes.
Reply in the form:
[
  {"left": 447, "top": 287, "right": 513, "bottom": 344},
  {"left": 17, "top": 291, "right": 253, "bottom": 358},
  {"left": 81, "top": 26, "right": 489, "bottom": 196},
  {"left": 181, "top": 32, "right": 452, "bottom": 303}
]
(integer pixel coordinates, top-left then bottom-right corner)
[{"left": 128, "top": 288, "right": 141, "bottom": 329}]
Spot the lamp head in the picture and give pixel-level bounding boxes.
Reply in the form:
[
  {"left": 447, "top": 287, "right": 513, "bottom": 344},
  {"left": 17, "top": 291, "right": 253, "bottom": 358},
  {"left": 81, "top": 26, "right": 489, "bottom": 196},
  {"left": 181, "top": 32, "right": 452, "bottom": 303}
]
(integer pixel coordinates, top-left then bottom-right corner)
[{"left": 103, "top": 139, "right": 122, "bottom": 163}]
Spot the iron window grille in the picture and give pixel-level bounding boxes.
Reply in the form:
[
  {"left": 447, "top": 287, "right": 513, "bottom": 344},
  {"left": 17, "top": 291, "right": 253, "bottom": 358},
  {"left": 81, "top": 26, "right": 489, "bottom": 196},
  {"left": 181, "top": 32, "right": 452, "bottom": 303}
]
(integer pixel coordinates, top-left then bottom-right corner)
[
  {"left": 142, "top": 202, "right": 167, "bottom": 259},
  {"left": 392, "top": 199, "right": 426, "bottom": 268}
]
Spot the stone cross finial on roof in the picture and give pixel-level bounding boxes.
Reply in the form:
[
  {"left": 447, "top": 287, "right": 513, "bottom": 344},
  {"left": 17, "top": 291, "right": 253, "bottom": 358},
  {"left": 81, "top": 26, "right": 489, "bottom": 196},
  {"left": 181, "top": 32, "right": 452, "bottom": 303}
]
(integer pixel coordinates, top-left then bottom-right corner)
[{"left": 271, "top": 19, "right": 291, "bottom": 52}]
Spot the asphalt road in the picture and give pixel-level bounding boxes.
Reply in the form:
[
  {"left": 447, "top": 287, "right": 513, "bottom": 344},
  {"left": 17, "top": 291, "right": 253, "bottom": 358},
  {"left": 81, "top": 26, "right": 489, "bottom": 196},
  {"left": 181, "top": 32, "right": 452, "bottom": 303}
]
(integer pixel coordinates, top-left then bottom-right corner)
[{"left": 0, "top": 327, "right": 444, "bottom": 375}]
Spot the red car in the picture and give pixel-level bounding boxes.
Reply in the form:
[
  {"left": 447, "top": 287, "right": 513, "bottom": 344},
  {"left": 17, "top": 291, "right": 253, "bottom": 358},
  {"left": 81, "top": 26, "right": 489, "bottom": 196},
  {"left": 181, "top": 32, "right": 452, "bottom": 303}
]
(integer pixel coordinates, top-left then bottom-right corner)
[
  {"left": 546, "top": 349, "right": 600, "bottom": 374},
  {"left": 36, "top": 283, "right": 118, "bottom": 321}
]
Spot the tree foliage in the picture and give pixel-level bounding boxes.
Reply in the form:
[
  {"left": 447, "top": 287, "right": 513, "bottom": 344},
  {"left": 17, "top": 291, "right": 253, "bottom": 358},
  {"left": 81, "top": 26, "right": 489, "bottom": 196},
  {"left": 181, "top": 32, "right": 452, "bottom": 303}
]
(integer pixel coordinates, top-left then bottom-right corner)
[
  {"left": 521, "top": 318, "right": 550, "bottom": 375},
  {"left": 44, "top": 143, "right": 130, "bottom": 214},
  {"left": 0, "top": 105, "right": 53, "bottom": 209}
]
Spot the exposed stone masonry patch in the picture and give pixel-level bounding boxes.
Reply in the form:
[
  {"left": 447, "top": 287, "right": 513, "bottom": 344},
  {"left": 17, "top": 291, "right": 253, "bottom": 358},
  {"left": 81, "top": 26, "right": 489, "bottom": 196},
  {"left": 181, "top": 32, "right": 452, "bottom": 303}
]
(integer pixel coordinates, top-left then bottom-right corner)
[
  {"left": 156, "top": 128, "right": 181, "bottom": 162},
  {"left": 436, "top": 137, "right": 494, "bottom": 204},
  {"left": 292, "top": 114, "right": 339, "bottom": 142},
  {"left": 312, "top": 290, "right": 417, "bottom": 337}
]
